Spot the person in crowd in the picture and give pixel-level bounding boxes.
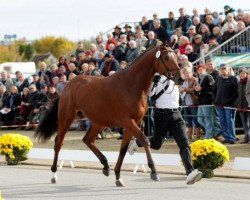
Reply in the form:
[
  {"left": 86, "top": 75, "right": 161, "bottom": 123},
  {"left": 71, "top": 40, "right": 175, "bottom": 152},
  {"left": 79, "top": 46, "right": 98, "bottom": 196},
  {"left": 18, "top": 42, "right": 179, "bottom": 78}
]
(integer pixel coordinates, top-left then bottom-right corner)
[
  {"left": 25, "top": 84, "right": 39, "bottom": 130},
  {"left": 66, "top": 63, "right": 79, "bottom": 79},
  {"left": 205, "top": 59, "right": 219, "bottom": 81},
  {"left": 17, "top": 87, "right": 30, "bottom": 128},
  {"left": 128, "top": 74, "right": 203, "bottom": 185},
  {"left": 199, "top": 24, "right": 210, "bottom": 44},
  {"left": 38, "top": 62, "right": 52, "bottom": 83},
  {"left": 13, "top": 71, "right": 21, "bottom": 86},
  {"left": 179, "top": 67, "right": 201, "bottom": 140},
  {"left": 0, "top": 86, "right": 21, "bottom": 125},
  {"left": 166, "top": 11, "right": 177, "bottom": 37},
  {"left": 96, "top": 43, "right": 108, "bottom": 56},
  {"left": 119, "top": 61, "right": 127, "bottom": 70},
  {"left": 0, "top": 85, "right": 9, "bottom": 115},
  {"left": 123, "top": 24, "right": 133, "bottom": 39},
  {"left": 177, "top": 7, "right": 192, "bottom": 34},
  {"left": 95, "top": 52, "right": 105, "bottom": 69},
  {"left": 57, "top": 66, "right": 67, "bottom": 78},
  {"left": 193, "top": 34, "right": 204, "bottom": 54},
  {"left": 50, "top": 64, "right": 59, "bottom": 80},
  {"left": 139, "top": 16, "right": 150, "bottom": 36},
  {"left": 205, "top": 15, "right": 215, "bottom": 34},
  {"left": 135, "top": 30, "right": 147, "bottom": 53},
  {"left": 127, "top": 32, "right": 136, "bottom": 42},
  {"left": 212, "top": 12, "right": 220, "bottom": 25},
  {"left": 125, "top": 40, "right": 140, "bottom": 64},
  {"left": 68, "top": 73, "right": 77, "bottom": 81},
  {"left": 186, "top": 25, "right": 197, "bottom": 44},
  {"left": 185, "top": 45, "right": 198, "bottom": 62},
  {"left": 84, "top": 50, "right": 95, "bottom": 63},
  {"left": 178, "top": 36, "right": 191, "bottom": 55},
  {"left": 195, "top": 64, "right": 221, "bottom": 139},
  {"left": 69, "top": 54, "right": 78, "bottom": 67},
  {"left": 217, "top": 15, "right": 226, "bottom": 29},
  {"left": 16, "top": 73, "right": 30, "bottom": 94},
  {"left": 243, "top": 13, "right": 250, "bottom": 27},
  {"left": 48, "top": 84, "right": 59, "bottom": 101},
  {"left": 221, "top": 24, "right": 237, "bottom": 53},
  {"left": 144, "top": 31, "right": 158, "bottom": 49},
  {"left": 191, "top": 8, "right": 201, "bottom": 22},
  {"left": 0, "top": 70, "right": 13, "bottom": 93},
  {"left": 212, "top": 63, "right": 238, "bottom": 144},
  {"left": 113, "top": 34, "right": 127, "bottom": 62},
  {"left": 75, "top": 41, "right": 85, "bottom": 60},
  {"left": 89, "top": 43, "right": 98, "bottom": 59},
  {"left": 212, "top": 26, "right": 222, "bottom": 44},
  {"left": 235, "top": 9, "right": 245, "bottom": 22},
  {"left": 193, "top": 17, "right": 202, "bottom": 34},
  {"left": 56, "top": 74, "right": 67, "bottom": 95},
  {"left": 153, "top": 19, "right": 169, "bottom": 43},
  {"left": 237, "top": 21, "right": 249, "bottom": 53},
  {"left": 30, "top": 74, "right": 41, "bottom": 91},
  {"left": 112, "top": 25, "right": 123, "bottom": 41},
  {"left": 208, "top": 36, "right": 221, "bottom": 55},
  {"left": 220, "top": 13, "right": 238, "bottom": 34},
  {"left": 95, "top": 35, "right": 103, "bottom": 46},
  {"left": 169, "top": 34, "right": 179, "bottom": 51},
  {"left": 178, "top": 54, "right": 190, "bottom": 69},
  {"left": 52, "top": 76, "right": 60, "bottom": 88},
  {"left": 100, "top": 53, "right": 119, "bottom": 77},
  {"left": 77, "top": 52, "right": 86, "bottom": 71},
  {"left": 107, "top": 43, "right": 116, "bottom": 56},
  {"left": 203, "top": 7, "right": 212, "bottom": 23},
  {"left": 236, "top": 67, "right": 250, "bottom": 144},
  {"left": 57, "top": 56, "right": 68, "bottom": 71},
  {"left": 105, "top": 33, "right": 117, "bottom": 50}
]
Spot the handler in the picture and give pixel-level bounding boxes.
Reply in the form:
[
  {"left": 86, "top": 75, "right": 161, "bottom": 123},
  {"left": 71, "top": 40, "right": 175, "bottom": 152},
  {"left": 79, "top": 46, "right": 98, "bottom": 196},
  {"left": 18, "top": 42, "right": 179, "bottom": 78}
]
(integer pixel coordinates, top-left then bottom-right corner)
[{"left": 128, "top": 74, "right": 203, "bottom": 185}]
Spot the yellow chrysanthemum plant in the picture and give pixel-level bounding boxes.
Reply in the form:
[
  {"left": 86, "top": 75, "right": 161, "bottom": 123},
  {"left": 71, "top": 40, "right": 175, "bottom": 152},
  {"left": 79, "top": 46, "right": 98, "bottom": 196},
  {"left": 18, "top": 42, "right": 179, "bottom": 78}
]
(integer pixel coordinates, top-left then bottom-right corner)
[
  {"left": 0, "top": 191, "right": 4, "bottom": 200},
  {"left": 0, "top": 133, "right": 33, "bottom": 165},
  {"left": 190, "top": 139, "right": 230, "bottom": 171}
]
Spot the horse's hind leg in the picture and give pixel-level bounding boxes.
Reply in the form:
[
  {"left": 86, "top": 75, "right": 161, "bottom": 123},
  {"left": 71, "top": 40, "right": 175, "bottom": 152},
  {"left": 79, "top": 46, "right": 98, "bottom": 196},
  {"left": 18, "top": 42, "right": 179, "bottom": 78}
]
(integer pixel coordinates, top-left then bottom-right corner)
[
  {"left": 114, "top": 131, "right": 132, "bottom": 187},
  {"left": 51, "top": 110, "right": 76, "bottom": 183},
  {"left": 82, "top": 122, "right": 109, "bottom": 176}
]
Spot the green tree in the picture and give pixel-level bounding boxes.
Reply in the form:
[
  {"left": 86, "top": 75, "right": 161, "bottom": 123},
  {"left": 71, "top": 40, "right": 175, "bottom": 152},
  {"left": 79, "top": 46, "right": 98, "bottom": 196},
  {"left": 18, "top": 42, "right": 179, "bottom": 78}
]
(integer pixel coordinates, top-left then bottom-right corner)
[{"left": 24, "top": 44, "right": 34, "bottom": 60}]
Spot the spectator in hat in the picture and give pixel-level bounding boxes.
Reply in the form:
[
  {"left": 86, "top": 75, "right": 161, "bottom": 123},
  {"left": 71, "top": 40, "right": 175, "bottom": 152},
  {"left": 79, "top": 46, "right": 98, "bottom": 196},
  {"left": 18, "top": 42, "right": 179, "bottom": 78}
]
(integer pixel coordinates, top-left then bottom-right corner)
[
  {"left": 125, "top": 40, "right": 140, "bottom": 64},
  {"left": 224, "top": 5, "right": 235, "bottom": 17},
  {"left": 212, "top": 63, "right": 238, "bottom": 144},
  {"left": 123, "top": 24, "right": 133, "bottom": 38},
  {"left": 153, "top": 19, "right": 169, "bottom": 43},
  {"left": 236, "top": 67, "right": 250, "bottom": 144},
  {"left": 144, "top": 31, "right": 159, "bottom": 49},
  {"left": 177, "top": 7, "right": 192, "bottom": 33},
  {"left": 193, "top": 34, "right": 204, "bottom": 54},
  {"left": 105, "top": 33, "right": 117, "bottom": 50},
  {"left": 100, "top": 53, "right": 119, "bottom": 77},
  {"left": 112, "top": 25, "right": 123, "bottom": 41},
  {"left": 30, "top": 74, "right": 41, "bottom": 91},
  {"left": 139, "top": 16, "right": 150, "bottom": 36}
]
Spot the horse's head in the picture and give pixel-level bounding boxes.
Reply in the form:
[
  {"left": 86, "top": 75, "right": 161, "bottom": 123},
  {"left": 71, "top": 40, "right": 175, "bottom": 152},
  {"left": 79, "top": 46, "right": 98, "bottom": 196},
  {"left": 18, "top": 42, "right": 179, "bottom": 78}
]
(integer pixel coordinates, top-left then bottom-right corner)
[{"left": 155, "top": 40, "right": 181, "bottom": 82}]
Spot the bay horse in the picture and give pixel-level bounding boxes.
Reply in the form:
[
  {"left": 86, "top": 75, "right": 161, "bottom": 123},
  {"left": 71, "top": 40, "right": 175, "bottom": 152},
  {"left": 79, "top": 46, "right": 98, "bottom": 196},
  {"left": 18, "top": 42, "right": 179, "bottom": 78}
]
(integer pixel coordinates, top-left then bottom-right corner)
[{"left": 35, "top": 42, "right": 180, "bottom": 187}]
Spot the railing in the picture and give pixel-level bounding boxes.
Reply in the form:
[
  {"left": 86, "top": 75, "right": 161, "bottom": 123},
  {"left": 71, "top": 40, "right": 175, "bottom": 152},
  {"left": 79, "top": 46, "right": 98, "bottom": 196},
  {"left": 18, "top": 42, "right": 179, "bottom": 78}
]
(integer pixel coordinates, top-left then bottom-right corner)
[{"left": 192, "top": 25, "right": 250, "bottom": 66}]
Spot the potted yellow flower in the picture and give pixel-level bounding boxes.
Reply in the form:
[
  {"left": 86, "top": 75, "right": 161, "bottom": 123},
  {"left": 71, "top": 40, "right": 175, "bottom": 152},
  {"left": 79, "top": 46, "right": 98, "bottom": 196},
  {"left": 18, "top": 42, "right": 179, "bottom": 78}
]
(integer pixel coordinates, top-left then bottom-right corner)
[
  {"left": 190, "top": 139, "right": 230, "bottom": 178},
  {"left": 0, "top": 133, "right": 33, "bottom": 165}
]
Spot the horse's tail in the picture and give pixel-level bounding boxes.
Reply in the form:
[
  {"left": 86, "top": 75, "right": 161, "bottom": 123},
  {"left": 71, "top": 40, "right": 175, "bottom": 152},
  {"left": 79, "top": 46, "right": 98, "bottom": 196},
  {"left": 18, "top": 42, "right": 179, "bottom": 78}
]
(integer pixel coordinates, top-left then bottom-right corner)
[{"left": 35, "top": 97, "right": 59, "bottom": 142}]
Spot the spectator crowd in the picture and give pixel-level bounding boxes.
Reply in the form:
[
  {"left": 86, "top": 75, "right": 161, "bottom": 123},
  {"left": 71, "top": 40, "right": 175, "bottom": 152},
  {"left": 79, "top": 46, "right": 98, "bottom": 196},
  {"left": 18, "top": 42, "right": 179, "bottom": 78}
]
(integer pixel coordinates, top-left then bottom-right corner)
[{"left": 0, "top": 5, "right": 250, "bottom": 144}]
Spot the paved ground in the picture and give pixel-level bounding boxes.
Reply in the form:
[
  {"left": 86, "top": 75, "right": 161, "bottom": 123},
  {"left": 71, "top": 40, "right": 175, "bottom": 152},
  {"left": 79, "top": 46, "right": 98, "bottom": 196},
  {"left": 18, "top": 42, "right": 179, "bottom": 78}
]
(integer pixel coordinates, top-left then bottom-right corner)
[{"left": 0, "top": 165, "right": 250, "bottom": 200}]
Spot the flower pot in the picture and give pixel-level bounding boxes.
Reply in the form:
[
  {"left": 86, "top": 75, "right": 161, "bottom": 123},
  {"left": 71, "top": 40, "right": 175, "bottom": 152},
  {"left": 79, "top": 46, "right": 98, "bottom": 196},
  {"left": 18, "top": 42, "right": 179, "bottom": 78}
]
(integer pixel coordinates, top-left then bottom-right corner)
[
  {"left": 199, "top": 168, "right": 214, "bottom": 178},
  {"left": 5, "top": 156, "right": 20, "bottom": 165}
]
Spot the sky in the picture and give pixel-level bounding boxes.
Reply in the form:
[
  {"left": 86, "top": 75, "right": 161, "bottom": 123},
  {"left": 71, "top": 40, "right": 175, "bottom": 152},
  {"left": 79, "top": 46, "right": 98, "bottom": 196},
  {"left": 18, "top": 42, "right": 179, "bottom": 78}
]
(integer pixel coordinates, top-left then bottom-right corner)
[{"left": 0, "top": 0, "right": 249, "bottom": 41}]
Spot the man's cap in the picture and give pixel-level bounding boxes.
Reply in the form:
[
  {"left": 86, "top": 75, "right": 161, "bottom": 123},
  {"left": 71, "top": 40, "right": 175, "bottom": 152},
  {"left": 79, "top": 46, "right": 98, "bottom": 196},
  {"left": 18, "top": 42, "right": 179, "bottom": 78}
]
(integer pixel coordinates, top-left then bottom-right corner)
[{"left": 123, "top": 24, "right": 132, "bottom": 29}]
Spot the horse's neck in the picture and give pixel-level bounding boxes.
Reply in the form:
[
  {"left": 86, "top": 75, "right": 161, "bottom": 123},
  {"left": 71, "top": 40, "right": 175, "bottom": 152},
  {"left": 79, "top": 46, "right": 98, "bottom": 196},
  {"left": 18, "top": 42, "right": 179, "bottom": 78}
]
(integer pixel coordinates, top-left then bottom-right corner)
[{"left": 126, "top": 48, "right": 157, "bottom": 95}]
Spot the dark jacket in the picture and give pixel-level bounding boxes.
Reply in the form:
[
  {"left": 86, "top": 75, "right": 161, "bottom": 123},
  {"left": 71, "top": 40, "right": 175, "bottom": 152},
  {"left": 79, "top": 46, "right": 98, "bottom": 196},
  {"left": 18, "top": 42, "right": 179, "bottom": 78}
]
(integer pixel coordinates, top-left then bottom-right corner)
[
  {"left": 153, "top": 26, "right": 169, "bottom": 43},
  {"left": 176, "top": 15, "right": 192, "bottom": 33},
  {"left": 187, "top": 53, "right": 198, "bottom": 62},
  {"left": 235, "top": 79, "right": 249, "bottom": 109},
  {"left": 125, "top": 48, "right": 140, "bottom": 64},
  {"left": 0, "top": 91, "right": 9, "bottom": 109},
  {"left": 17, "top": 79, "right": 30, "bottom": 93},
  {"left": 28, "top": 91, "right": 39, "bottom": 110},
  {"left": 36, "top": 92, "right": 49, "bottom": 109},
  {"left": 7, "top": 94, "right": 21, "bottom": 110},
  {"left": 113, "top": 43, "right": 127, "bottom": 62},
  {"left": 144, "top": 39, "right": 158, "bottom": 49},
  {"left": 100, "top": 58, "right": 120, "bottom": 77},
  {"left": 209, "top": 70, "right": 220, "bottom": 82},
  {"left": 212, "top": 76, "right": 238, "bottom": 106},
  {"left": 197, "top": 74, "right": 215, "bottom": 105}
]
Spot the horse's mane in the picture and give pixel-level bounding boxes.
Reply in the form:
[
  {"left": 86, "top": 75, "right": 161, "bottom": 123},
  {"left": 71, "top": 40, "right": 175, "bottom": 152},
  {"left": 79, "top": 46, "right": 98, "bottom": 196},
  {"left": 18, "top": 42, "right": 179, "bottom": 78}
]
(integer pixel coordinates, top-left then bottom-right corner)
[{"left": 124, "top": 45, "right": 157, "bottom": 70}]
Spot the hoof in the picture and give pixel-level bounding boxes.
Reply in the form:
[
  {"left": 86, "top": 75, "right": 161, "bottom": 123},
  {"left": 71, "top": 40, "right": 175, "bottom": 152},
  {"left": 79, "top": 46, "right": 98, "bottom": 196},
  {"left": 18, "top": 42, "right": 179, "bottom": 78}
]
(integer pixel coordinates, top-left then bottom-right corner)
[
  {"left": 51, "top": 178, "right": 57, "bottom": 184},
  {"left": 150, "top": 172, "right": 160, "bottom": 181},
  {"left": 115, "top": 178, "right": 125, "bottom": 187},
  {"left": 102, "top": 168, "right": 110, "bottom": 176}
]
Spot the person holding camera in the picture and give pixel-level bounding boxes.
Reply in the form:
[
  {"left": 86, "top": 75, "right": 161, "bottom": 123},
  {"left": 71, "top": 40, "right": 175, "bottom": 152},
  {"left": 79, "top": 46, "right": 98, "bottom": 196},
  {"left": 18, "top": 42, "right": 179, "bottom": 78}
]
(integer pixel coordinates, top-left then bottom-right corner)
[{"left": 128, "top": 74, "right": 203, "bottom": 185}]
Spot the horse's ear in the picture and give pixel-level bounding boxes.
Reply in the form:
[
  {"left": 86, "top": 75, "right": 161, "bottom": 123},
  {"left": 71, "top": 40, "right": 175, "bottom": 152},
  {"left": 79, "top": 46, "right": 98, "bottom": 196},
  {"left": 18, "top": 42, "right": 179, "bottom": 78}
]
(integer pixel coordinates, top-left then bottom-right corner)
[
  {"left": 160, "top": 41, "right": 167, "bottom": 49},
  {"left": 168, "top": 39, "right": 176, "bottom": 48}
]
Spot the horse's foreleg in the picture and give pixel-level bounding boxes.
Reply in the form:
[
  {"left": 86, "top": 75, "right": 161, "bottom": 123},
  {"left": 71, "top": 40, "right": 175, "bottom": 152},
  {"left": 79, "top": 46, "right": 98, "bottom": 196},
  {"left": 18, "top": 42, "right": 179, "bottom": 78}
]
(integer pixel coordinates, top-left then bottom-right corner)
[
  {"left": 114, "top": 132, "right": 132, "bottom": 187},
  {"left": 82, "top": 123, "right": 109, "bottom": 176}
]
